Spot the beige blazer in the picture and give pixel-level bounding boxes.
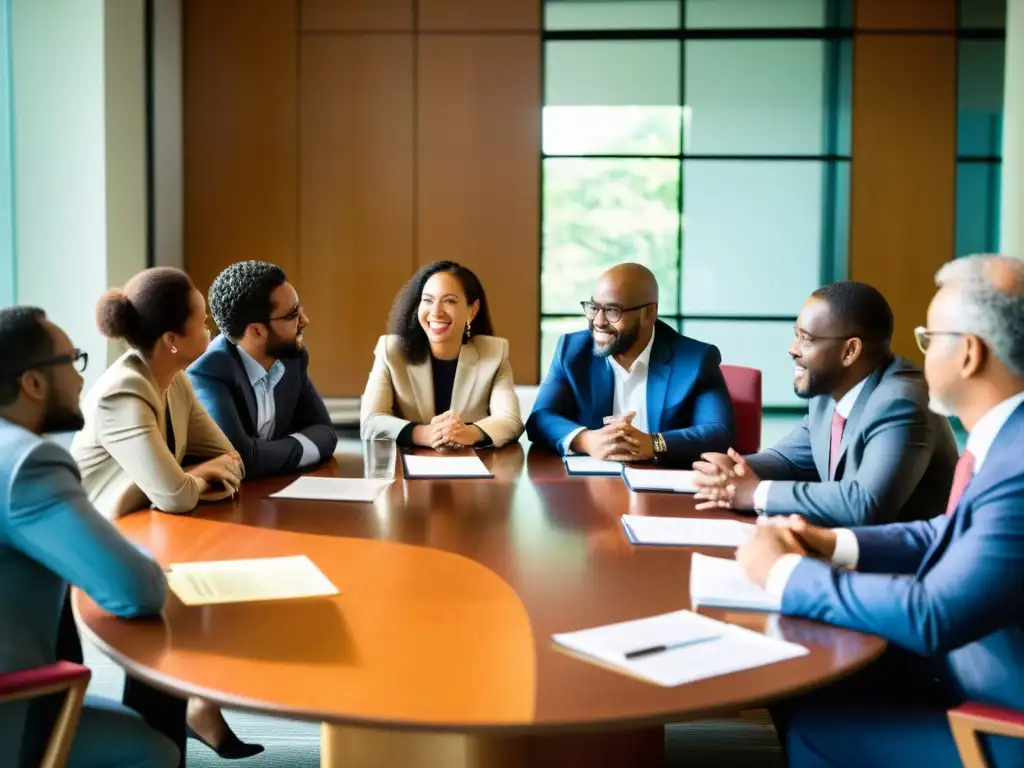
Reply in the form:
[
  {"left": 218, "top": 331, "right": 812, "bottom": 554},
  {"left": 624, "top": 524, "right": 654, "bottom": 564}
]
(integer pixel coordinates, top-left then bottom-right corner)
[
  {"left": 71, "top": 350, "right": 236, "bottom": 519},
  {"left": 360, "top": 335, "right": 524, "bottom": 448}
]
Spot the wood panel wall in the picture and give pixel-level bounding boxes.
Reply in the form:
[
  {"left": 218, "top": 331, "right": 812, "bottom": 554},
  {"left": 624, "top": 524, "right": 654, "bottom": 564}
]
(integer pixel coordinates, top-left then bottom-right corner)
[
  {"left": 849, "top": 0, "right": 957, "bottom": 364},
  {"left": 184, "top": 0, "right": 540, "bottom": 397}
]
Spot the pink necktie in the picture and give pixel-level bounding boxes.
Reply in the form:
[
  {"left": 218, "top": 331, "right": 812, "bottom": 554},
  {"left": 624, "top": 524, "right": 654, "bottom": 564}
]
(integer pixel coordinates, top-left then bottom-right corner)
[
  {"left": 945, "top": 450, "right": 976, "bottom": 516},
  {"left": 828, "top": 411, "right": 846, "bottom": 480}
]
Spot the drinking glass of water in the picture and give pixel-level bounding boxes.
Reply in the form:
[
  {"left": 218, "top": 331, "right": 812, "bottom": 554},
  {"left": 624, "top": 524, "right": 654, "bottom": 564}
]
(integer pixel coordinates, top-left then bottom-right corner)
[{"left": 362, "top": 439, "right": 397, "bottom": 481}]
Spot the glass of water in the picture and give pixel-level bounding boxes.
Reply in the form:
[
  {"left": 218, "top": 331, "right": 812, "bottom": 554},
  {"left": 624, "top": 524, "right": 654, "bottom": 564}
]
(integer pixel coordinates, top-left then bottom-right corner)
[{"left": 362, "top": 439, "right": 397, "bottom": 481}]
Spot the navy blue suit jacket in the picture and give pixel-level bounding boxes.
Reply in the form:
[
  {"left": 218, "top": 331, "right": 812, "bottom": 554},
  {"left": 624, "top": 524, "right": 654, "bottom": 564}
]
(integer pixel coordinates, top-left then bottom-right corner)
[
  {"left": 526, "top": 320, "right": 735, "bottom": 465},
  {"left": 187, "top": 335, "right": 337, "bottom": 479},
  {"left": 782, "top": 402, "right": 1024, "bottom": 715}
]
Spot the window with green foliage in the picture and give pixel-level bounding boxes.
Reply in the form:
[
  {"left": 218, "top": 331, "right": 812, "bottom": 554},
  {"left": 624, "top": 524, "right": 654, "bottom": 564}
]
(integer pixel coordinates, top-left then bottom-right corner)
[{"left": 540, "top": 0, "right": 851, "bottom": 408}]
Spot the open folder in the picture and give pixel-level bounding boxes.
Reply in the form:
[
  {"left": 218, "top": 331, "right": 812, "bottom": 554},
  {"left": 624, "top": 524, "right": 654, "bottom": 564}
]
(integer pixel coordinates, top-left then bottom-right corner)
[
  {"left": 401, "top": 454, "right": 494, "bottom": 479},
  {"left": 689, "top": 553, "right": 781, "bottom": 612},
  {"left": 621, "top": 515, "right": 755, "bottom": 547},
  {"left": 165, "top": 555, "right": 339, "bottom": 606},
  {"left": 622, "top": 467, "right": 697, "bottom": 494},
  {"left": 553, "top": 609, "right": 808, "bottom": 687}
]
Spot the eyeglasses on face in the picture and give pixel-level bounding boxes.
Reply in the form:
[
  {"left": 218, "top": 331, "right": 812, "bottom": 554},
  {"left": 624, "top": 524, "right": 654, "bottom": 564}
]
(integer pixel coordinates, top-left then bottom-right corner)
[
  {"left": 580, "top": 301, "right": 654, "bottom": 323},
  {"left": 22, "top": 349, "right": 89, "bottom": 375},
  {"left": 913, "top": 326, "right": 967, "bottom": 354},
  {"left": 267, "top": 304, "right": 302, "bottom": 324}
]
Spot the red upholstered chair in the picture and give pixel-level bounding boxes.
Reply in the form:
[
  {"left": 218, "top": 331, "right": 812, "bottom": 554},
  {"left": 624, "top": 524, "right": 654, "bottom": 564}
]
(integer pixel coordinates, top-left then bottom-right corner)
[
  {"left": 720, "top": 365, "right": 762, "bottom": 454},
  {"left": 949, "top": 703, "right": 1024, "bottom": 767},
  {"left": 0, "top": 661, "right": 91, "bottom": 768}
]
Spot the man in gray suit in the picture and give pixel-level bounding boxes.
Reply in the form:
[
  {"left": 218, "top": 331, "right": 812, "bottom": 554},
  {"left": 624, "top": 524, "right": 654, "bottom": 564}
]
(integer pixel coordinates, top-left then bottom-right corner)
[
  {"left": 693, "top": 282, "right": 958, "bottom": 527},
  {"left": 0, "top": 307, "right": 178, "bottom": 767}
]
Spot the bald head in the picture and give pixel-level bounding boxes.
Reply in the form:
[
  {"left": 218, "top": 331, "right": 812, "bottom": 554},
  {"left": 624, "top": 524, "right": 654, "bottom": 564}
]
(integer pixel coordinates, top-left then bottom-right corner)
[{"left": 595, "top": 263, "right": 659, "bottom": 307}]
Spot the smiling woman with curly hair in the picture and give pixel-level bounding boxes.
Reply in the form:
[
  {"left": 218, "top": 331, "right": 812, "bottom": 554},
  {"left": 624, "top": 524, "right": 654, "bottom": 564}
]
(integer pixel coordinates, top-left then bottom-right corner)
[{"left": 360, "top": 261, "right": 524, "bottom": 450}]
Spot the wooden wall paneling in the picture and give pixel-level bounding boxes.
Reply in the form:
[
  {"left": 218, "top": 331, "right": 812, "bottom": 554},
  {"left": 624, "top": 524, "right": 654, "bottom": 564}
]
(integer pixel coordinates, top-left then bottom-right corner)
[
  {"left": 300, "top": 35, "right": 415, "bottom": 397},
  {"left": 300, "top": 0, "right": 413, "bottom": 32},
  {"left": 416, "top": 34, "right": 541, "bottom": 384},
  {"left": 183, "top": 0, "right": 298, "bottom": 297},
  {"left": 418, "top": 0, "right": 540, "bottom": 32},
  {"left": 849, "top": 34, "right": 956, "bottom": 364},
  {"left": 854, "top": 0, "right": 956, "bottom": 31}
]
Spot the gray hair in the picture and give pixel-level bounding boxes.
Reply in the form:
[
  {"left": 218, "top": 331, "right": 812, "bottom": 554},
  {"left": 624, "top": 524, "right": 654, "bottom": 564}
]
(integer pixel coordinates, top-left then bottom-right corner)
[{"left": 934, "top": 254, "right": 1024, "bottom": 376}]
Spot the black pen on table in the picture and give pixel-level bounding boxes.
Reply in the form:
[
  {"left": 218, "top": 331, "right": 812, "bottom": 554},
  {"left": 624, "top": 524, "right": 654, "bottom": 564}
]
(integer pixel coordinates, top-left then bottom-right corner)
[{"left": 624, "top": 634, "right": 722, "bottom": 660}]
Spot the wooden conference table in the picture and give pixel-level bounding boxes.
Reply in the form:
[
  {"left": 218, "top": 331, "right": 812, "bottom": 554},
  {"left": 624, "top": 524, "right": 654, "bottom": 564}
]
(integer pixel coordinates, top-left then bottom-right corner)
[{"left": 75, "top": 444, "right": 885, "bottom": 768}]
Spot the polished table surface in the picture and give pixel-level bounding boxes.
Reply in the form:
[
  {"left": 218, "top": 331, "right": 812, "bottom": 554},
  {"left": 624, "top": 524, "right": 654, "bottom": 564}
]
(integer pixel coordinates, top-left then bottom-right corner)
[{"left": 75, "top": 445, "right": 885, "bottom": 734}]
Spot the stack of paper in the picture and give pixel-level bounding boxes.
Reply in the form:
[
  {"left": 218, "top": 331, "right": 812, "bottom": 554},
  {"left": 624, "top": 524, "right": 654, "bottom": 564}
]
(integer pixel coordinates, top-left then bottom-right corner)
[
  {"left": 621, "top": 515, "right": 755, "bottom": 547},
  {"left": 402, "top": 454, "right": 494, "bottom": 479},
  {"left": 563, "top": 456, "right": 622, "bottom": 476},
  {"left": 689, "top": 553, "right": 781, "bottom": 612},
  {"left": 166, "top": 555, "right": 339, "bottom": 606},
  {"left": 269, "top": 476, "right": 390, "bottom": 502},
  {"left": 553, "top": 609, "right": 808, "bottom": 687},
  {"left": 622, "top": 467, "right": 697, "bottom": 494}
]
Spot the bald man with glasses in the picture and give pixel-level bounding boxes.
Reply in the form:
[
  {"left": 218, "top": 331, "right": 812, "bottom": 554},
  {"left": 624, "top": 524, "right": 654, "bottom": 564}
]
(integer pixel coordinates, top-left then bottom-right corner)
[{"left": 526, "top": 263, "right": 735, "bottom": 467}]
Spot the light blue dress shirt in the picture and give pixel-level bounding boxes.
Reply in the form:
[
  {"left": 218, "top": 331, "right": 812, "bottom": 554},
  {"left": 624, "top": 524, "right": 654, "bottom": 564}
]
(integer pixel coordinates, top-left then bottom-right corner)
[{"left": 236, "top": 346, "right": 320, "bottom": 468}]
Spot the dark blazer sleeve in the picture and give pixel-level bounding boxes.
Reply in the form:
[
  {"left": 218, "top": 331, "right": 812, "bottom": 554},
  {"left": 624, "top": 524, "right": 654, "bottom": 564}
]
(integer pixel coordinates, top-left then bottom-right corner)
[
  {"left": 189, "top": 369, "right": 311, "bottom": 480},
  {"left": 661, "top": 345, "right": 734, "bottom": 465},
  {"left": 743, "top": 415, "right": 819, "bottom": 480},
  {"left": 287, "top": 357, "right": 338, "bottom": 460},
  {"left": 762, "top": 396, "right": 938, "bottom": 527},
  {"left": 781, "top": 481, "right": 1024, "bottom": 654},
  {"left": 525, "top": 335, "right": 586, "bottom": 453},
  {"left": 7, "top": 443, "right": 166, "bottom": 617}
]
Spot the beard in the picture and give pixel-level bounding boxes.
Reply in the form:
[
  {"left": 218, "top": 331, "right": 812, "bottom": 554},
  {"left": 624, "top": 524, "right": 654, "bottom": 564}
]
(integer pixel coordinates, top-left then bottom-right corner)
[
  {"left": 266, "top": 328, "right": 304, "bottom": 359},
  {"left": 793, "top": 367, "right": 841, "bottom": 399},
  {"left": 590, "top": 321, "right": 638, "bottom": 359},
  {"left": 41, "top": 386, "right": 84, "bottom": 434}
]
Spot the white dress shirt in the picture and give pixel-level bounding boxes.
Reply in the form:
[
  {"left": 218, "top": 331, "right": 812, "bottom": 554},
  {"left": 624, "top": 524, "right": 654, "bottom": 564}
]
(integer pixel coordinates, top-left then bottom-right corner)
[
  {"left": 562, "top": 327, "right": 656, "bottom": 453},
  {"left": 753, "top": 374, "right": 870, "bottom": 511},
  {"left": 765, "top": 390, "right": 1024, "bottom": 600},
  {"left": 236, "top": 346, "right": 320, "bottom": 468}
]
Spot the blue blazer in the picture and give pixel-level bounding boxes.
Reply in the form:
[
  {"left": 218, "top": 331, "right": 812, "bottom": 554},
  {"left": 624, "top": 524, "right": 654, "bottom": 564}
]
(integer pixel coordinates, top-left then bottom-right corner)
[
  {"left": 187, "top": 335, "right": 338, "bottom": 480},
  {"left": 0, "top": 418, "right": 166, "bottom": 763},
  {"left": 782, "top": 402, "right": 1024, "bottom": 715},
  {"left": 526, "top": 320, "right": 735, "bottom": 465}
]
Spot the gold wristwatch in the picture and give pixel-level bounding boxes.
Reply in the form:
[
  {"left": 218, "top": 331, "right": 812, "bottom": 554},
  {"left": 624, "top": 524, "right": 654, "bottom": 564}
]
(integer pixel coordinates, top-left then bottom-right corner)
[{"left": 652, "top": 432, "right": 668, "bottom": 461}]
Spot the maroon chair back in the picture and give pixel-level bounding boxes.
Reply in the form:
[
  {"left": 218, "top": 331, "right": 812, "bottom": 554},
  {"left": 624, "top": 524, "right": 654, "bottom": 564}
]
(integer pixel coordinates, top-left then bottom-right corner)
[{"left": 720, "top": 364, "right": 762, "bottom": 455}]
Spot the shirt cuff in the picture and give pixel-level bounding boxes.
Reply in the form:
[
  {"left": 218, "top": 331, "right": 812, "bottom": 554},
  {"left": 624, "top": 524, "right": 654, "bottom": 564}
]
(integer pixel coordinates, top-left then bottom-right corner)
[
  {"left": 764, "top": 553, "right": 804, "bottom": 601},
  {"left": 290, "top": 433, "right": 322, "bottom": 468},
  {"left": 395, "top": 422, "right": 416, "bottom": 448},
  {"left": 753, "top": 480, "right": 772, "bottom": 512},
  {"left": 561, "top": 427, "right": 586, "bottom": 455},
  {"left": 831, "top": 528, "right": 859, "bottom": 569}
]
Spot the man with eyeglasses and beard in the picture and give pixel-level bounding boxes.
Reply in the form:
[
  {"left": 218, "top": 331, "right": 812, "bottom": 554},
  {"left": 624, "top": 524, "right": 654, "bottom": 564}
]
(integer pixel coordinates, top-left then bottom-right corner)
[
  {"left": 0, "top": 306, "right": 177, "bottom": 768},
  {"left": 691, "top": 281, "right": 959, "bottom": 528},
  {"left": 526, "top": 262, "right": 735, "bottom": 467},
  {"left": 187, "top": 261, "right": 337, "bottom": 480}
]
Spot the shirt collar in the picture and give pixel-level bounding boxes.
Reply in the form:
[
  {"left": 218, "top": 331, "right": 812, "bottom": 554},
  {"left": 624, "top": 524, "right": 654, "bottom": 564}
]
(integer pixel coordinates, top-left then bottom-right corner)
[
  {"left": 236, "top": 344, "right": 285, "bottom": 389},
  {"left": 965, "top": 391, "right": 1024, "bottom": 470},
  {"left": 608, "top": 326, "right": 656, "bottom": 378},
  {"left": 834, "top": 374, "right": 869, "bottom": 420}
]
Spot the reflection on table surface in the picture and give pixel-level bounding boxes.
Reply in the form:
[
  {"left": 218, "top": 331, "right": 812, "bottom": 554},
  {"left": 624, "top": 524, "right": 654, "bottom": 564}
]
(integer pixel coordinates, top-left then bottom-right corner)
[{"left": 75, "top": 442, "right": 885, "bottom": 731}]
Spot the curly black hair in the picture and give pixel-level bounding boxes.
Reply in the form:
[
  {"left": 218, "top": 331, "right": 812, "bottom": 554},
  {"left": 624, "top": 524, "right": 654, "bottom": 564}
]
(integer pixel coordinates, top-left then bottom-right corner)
[
  {"left": 387, "top": 261, "right": 494, "bottom": 364},
  {"left": 208, "top": 261, "right": 288, "bottom": 341},
  {"left": 810, "top": 281, "right": 894, "bottom": 347}
]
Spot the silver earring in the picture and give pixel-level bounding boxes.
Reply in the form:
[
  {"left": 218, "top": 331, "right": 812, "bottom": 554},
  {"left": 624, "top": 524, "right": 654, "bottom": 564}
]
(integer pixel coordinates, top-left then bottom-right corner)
[{"left": 465, "top": 320, "right": 472, "bottom": 340}]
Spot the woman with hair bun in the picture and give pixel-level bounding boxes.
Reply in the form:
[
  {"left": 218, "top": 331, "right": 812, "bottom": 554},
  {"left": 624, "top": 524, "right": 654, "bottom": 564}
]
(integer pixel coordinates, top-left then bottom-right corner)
[{"left": 71, "top": 267, "right": 263, "bottom": 760}]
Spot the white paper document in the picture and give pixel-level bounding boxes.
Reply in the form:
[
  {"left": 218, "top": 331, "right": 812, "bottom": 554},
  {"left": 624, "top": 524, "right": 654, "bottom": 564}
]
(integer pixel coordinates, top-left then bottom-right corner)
[
  {"left": 564, "top": 456, "right": 622, "bottom": 476},
  {"left": 402, "top": 454, "right": 493, "bottom": 479},
  {"left": 553, "top": 609, "right": 808, "bottom": 687},
  {"left": 166, "top": 555, "right": 339, "bottom": 606},
  {"left": 269, "top": 476, "right": 390, "bottom": 502},
  {"left": 622, "top": 467, "right": 698, "bottom": 494},
  {"left": 621, "top": 515, "right": 755, "bottom": 547},
  {"left": 690, "top": 553, "right": 781, "bottom": 612}
]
